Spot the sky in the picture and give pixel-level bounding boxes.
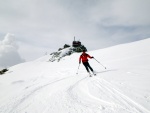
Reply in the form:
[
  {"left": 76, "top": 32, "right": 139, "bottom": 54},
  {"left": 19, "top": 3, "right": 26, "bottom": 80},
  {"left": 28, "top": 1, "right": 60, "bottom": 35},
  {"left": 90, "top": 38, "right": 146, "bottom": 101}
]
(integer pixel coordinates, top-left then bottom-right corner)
[{"left": 0, "top": 0, "right": 150, "bottom": 67}]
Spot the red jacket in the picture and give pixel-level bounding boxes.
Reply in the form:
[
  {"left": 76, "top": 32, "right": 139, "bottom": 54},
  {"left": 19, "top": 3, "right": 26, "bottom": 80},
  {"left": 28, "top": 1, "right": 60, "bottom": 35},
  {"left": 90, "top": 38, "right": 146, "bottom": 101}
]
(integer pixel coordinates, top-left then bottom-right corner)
[{"left": 79, "top": 53, "right": 93, "bottom": 63}]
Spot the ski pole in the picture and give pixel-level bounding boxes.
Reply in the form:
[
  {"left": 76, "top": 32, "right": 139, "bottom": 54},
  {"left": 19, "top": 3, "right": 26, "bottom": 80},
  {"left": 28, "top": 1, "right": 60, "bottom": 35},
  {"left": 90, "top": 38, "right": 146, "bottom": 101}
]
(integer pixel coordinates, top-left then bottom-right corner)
[
  {"left": 76, "top": 64, "right": 80, "bottom": 74},
  {"left": 94, "top": 58, "right": 106, "bottom": 69}
]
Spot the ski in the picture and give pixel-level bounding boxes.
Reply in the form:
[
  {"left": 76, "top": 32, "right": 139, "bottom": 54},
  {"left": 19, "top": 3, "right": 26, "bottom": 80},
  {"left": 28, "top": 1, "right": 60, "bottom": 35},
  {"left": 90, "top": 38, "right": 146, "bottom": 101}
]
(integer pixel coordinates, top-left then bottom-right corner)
[
  {"left": 92, "top": 72, "right": 97, "bottom": 76},
  {"left": 88, "top": 72, "right": 96, "bottom": 77},
  {"left": 90, "top": 73, "right": 96, "bottom": 77}
]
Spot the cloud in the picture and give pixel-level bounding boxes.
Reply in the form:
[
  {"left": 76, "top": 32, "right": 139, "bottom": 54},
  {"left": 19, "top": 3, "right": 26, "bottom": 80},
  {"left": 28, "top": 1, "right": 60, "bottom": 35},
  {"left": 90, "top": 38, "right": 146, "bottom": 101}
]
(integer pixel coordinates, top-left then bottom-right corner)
[
  {"left": 111, "top": 0, "right": 150, "bottom": 26},
  {"left": 88, "top": 0, "right": 150, "bottom": 26},
  {"left": 0, "top": 33, "right": 25, "bottom": 69},
  {"left": 18, "top": 41, "right": 55, "bottom": 61}
]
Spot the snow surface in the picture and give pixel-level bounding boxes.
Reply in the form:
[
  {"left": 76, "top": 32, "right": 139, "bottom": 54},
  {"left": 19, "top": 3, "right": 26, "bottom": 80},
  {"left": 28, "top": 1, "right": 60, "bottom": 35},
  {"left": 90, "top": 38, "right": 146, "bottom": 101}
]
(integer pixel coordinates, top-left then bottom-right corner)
[{"left": 0, "top": 39, "right": 150, "bottom": 113}]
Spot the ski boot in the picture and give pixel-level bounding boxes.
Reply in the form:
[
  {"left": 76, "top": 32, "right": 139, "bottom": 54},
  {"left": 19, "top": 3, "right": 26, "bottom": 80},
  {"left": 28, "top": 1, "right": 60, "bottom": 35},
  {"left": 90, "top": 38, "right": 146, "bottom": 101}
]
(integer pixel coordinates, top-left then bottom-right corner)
[{"left": 92, "top": 71, "right": 96, "bottom": 76}]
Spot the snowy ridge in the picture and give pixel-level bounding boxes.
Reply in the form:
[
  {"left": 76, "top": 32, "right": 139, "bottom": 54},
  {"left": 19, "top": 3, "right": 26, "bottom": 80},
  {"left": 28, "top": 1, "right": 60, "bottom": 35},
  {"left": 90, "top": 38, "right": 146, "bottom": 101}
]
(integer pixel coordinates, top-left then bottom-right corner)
[{"left": 0, "top": 38, "right": 150, "bottom": 113}]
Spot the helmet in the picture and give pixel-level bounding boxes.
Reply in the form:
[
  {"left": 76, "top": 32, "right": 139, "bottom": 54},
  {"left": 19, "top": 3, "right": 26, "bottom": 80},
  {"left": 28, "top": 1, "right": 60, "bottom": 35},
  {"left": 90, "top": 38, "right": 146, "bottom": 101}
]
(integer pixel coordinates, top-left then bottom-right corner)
[{"left": 82, "top": 49, "right": 86, "bottom": 52}]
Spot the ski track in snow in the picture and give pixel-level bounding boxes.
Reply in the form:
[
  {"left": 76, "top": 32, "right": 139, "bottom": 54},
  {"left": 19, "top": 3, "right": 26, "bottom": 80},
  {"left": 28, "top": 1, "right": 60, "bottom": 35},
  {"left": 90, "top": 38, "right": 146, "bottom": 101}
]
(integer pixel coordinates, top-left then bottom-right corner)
[
  {"left": 0, "top": 75, "right": 75, "bottom": 113},
  {"left": 66, "top": 75, "right": 149, "bottom": 113},
  {"left": 1, "top": 71, "right": 149, "bottom": 113},
  {"left": 93, "top": 77, "right": 149, "bottom": 113}
]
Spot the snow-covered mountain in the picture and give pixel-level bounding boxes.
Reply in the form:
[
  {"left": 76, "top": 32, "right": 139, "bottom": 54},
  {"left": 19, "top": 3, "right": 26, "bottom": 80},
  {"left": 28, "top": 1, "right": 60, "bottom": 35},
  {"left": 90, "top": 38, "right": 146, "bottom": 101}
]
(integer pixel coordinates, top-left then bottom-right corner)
[{"left": 0, "top": 38, "right": 150, "bottom": 113}]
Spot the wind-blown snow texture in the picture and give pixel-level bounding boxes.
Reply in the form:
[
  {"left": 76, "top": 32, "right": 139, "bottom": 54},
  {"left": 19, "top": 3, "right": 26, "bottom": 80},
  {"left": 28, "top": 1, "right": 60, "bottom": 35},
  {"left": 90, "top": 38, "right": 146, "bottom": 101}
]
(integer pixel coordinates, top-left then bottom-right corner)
[{"left": 0, "top": 39, "right": 150, "bottom": 113}]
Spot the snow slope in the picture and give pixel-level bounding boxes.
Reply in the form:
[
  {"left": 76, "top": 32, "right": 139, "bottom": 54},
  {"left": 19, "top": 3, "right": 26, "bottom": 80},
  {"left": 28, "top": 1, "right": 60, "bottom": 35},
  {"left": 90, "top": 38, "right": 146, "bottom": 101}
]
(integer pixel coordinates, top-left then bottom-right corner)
[{"left": 0, "top": 38, "right": 150, "bottom": 113}]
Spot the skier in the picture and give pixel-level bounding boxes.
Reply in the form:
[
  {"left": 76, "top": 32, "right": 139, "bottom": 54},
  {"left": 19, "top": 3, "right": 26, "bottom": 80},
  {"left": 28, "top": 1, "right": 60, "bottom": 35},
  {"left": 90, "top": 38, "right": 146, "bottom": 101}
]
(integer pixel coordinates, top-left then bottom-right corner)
[{"left": 79, "top": 50, "right": 95, "bottom": 76}]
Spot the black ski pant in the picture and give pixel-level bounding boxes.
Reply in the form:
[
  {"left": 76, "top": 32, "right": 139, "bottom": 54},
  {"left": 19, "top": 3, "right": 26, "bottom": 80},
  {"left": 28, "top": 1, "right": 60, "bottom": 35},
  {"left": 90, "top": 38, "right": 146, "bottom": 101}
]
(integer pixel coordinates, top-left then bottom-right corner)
[{"left": 82, "top": 62, "right": 93, "bottom": 72}]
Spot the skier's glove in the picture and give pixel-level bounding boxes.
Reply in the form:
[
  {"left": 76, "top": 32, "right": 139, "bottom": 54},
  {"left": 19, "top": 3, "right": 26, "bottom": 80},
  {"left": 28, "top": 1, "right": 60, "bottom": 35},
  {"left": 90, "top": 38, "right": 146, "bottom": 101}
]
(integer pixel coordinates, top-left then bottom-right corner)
[
  {"left": 91, "top": 56, "right": 94, "bottom": 58},
  {"left": 79, "top": 61, "right": 81, "bottom": 64}
]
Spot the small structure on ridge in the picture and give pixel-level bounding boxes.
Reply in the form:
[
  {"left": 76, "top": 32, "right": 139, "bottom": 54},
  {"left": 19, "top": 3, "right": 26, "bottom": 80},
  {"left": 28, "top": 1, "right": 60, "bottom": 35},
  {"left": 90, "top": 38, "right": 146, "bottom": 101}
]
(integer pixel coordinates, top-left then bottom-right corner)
[{"left": 72, "top": 36, "right": 87, "bottom": 52}]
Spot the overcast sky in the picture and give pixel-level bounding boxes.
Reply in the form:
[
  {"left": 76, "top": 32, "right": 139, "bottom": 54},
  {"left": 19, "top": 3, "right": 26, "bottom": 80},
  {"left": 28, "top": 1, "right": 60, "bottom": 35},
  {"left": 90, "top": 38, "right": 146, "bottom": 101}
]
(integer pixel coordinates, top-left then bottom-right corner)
[{"left": 0, "top": 0, "right": 150, "bottom": 66}]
